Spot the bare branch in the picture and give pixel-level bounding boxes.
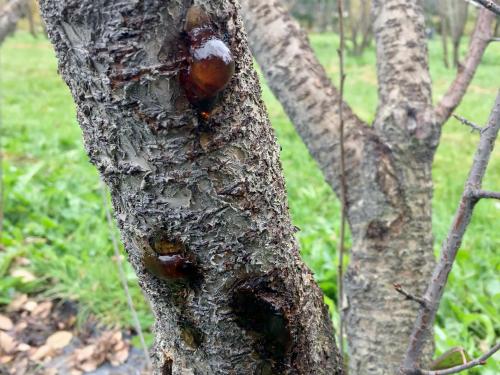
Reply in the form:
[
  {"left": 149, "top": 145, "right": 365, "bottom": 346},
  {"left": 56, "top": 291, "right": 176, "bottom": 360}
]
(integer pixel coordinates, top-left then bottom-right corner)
[
  {"left": 473, "top": 189, "right": 500, "bottom": 200},
  {"left": 453, "top": 114, "right": 483, "bottom": 132},
  {"left": 240, "top": 0, "right": 371, "bottom": 193},
  {"left": 472, "top": 0, "right": 500, "bottom": 16},
  {"left": 435, "top": 9, "right": 495, "bottom": 125},
  {"left": 419, "top": 342, "right": 500, "bottom": 375},
  {"left": 393, "top": 284, "right": 427, "bottom": 308},
  {"left": 336, "top": 0, "right": 347, "bottom": 357},
  {"left": 401, "top": 91, "right": 500, "bottom": 373}
]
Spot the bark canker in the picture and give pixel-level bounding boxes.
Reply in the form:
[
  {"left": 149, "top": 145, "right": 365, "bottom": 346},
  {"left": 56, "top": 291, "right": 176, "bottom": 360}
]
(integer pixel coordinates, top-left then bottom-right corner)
[{"left": 39, "top": 0, "right": 343, "bottom": 373}]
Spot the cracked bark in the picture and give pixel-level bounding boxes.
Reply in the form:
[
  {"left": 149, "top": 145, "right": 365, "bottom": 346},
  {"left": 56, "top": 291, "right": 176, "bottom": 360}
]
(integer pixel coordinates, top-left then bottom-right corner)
[
  {"left": 240, "top": 0, "right": 491, "bottom": 373},
  {"left": 38, "top": 0, "right": 343, "bottom": 374}
]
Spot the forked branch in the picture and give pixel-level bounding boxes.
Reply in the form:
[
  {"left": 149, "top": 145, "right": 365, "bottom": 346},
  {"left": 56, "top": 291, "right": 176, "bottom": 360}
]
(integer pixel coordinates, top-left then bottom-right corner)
[
  {"left": 435, "top": 9, "right": 495, "bottom": 125},
  {"left": 401, "top": 91, "right": 500, "bottom": 374}
]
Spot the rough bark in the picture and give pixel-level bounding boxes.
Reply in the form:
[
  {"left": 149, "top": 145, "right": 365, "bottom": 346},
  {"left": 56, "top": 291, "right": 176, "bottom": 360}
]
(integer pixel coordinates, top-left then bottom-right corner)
[
  {"left": 38, "top": 0, "right": 343, "bottom": 374},
  {"left": 241, "top": 0, "right": 440, "bottom": 373},
  {"left": 0, "top": 0, "right": 29, "bottom": 45}
]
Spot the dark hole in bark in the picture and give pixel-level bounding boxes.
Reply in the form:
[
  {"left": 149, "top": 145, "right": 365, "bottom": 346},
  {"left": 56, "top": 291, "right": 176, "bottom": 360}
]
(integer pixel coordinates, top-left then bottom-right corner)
[
  {"left": 179, "top": 319, "right": 204, "bottom": 349},
  {"left": 366, "top": 219, "right": 389, "bottom": 240},
  {"left": 162, "top": 356, "right": 173, "bottom": 375},
  {"left": 256, "top": 360, "right": 274, "bottom": 375},
  {"left": 231, "top": 280, "right": 291, "bottom": 370},
  {"left": 406, "top": 106, "right": 417, "bottom": 119}
]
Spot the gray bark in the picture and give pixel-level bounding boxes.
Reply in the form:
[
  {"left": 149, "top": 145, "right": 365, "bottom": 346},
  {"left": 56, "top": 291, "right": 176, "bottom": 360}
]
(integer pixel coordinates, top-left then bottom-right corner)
[
  {"left": 241, "top": 0, "right": 446, "bottom": 373},
  {"left": 402, "top": 91, "right": 500, "bottom": 373},
  {"left": 38, "top": 0, "right": 343, "bottom": 374},
  {"left": 0, "top": 0, "right": 29, "bottom": 45}
]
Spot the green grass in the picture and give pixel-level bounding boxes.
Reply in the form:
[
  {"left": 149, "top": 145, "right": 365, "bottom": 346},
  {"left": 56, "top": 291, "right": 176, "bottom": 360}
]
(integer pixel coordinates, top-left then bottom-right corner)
[{"left": 1, "top": 32, "right": 499, "bottom": 372}]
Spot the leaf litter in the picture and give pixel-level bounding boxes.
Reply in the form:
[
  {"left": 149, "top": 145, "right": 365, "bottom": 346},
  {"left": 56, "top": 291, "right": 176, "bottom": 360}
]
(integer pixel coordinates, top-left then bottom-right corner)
[{"left": 0, "top": 294, "right": 149, "bottom": 374}]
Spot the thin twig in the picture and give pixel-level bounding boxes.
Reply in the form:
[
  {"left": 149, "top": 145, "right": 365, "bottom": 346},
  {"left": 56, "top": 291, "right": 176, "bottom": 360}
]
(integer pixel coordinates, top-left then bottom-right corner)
[
  {"left": 336, "top": 0, "right": 347, "bottom": 358},
  {"left": 401, "top": 91, "right": 500, "bottom": 373},
  {"left": 0, "top": 72, "right": 3, "bottom": 240},
  {"left": 473, "top": 189, "right": 500, "bottom": 200},
  {"left": 472, "top": 0, "right": 500, "bottom": 16},
  {"left": 393, "top": 284, "right": 427, "bottom": 308},
  {"left": 419, "top": 343, "right": 500, "bottom": 375},
  {"left": 100, "top": 181, "right": 152, "bottom": 370},
  {"left": 453, "top": 114, "right": 484, "bottom": 133}
]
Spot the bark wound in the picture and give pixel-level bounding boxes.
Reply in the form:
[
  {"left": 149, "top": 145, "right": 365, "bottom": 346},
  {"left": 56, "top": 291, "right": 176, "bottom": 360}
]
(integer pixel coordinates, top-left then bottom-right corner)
[
  {"left": 143, "top": 236, "right": 202, "bottom": 285},
  {"left": 161, "top": 353, "right": 173, "bottom": 375},
  {"left": 40, "top": 0, "right": 343, "bottom": 372},
  {"left": 179, "top": 318, "right": 204, "bottom": 349},
  {"left": 231, "top": 276, "right": 292, "bottom": 372},
  {"left": 366, "top": 220, "right": 389, "bottom": 240}
]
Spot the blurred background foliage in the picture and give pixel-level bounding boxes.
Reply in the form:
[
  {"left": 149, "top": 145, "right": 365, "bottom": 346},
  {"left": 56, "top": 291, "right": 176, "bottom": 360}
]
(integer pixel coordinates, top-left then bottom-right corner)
[{"left": 1, "top": 1, "right": 499, "bottom": 373}]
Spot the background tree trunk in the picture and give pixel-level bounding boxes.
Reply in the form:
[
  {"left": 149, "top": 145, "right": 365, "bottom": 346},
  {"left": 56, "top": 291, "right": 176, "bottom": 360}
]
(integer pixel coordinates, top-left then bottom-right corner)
[
  {"left": 241, "top": 0, "right": 492, "bottom": 373},
  {"left": 0, "top": 0, "right": 29, "bottom": 45},
  {"left": 38, "top": 0, "right": 343, "bottom": 374},
  {"left": 440, "top": 0, "right": 469, "bottom": 67},
  {"left": 347, "top": 0, "right": 372, "bottom": 56},
  {"left": 440, "top": 12, "right": 450, "bottom": 68}
]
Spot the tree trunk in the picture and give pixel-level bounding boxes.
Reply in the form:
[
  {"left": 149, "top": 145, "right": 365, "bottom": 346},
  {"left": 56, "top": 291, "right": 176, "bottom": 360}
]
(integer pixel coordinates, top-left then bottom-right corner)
[
  {"left": 38, "top": 0, "right": 343, "bottom": 374},
  {"left": 0, "top": 0, "right": 29, "bottom": 45},
  {"left": 441, "top": 14, "right": 450, "bottom": 68},
  {"left": 348, "top": 0, "right": 372, "bottom": 56},
  {"left": 440, "top": 0, "right": 468, "bottom": 67},
  {"left": 241, "top": 0, "right": 444, "bottom": 373}
]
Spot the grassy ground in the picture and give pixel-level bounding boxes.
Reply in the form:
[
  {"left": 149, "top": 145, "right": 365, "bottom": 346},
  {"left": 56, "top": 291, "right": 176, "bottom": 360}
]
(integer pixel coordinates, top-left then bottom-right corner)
[{"left": 1, "top": 32, "right": 499, "bottom": 371}]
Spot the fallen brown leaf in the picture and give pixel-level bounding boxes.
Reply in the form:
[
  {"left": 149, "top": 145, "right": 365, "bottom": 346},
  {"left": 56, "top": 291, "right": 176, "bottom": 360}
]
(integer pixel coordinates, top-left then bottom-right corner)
[
  {"left": 109, "top": 345, "right": 129, "bottom": 366},
  {"left": 0, "top": 315, "right": 13, "bottom": 331},
  {"left": 0, "top": 331, "right": 16, "bottom": 354},
  {"left": 16, "top": 343, "right": 31, "bottom": 352},
  {"left": 14, "top": 321, "right": 28, "bottom": 333},
  {"left": 72, "top": 344, "right": 103, "bottom": 372},
  {"left": 72, "top": 344, "right": 96, "bottom": 362},
  {"left": 31, "top": 301, "right": 53, "bottom": 319},
  {"left": 46, "top": 331, "right": 73, "bottom": 350},
  {"left": 0, "top": 354, "right": 13, "bottom": 364},
  {"left": 23, "top": 300, "right": 38, "bottom": 312},
  {"left": 30, "top": 344, "right": 54, "bottom": 361},
  {"left": 7, "top": 294, "right": 28, "bottom": 312}
]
